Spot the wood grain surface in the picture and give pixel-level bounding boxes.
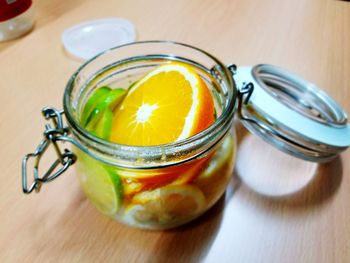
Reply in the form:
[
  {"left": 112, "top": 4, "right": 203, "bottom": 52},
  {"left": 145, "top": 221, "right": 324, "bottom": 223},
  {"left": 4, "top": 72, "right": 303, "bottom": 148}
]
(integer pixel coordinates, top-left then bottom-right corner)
[{"left": 1, "top": 0, "right": 350, "bottom": 262}]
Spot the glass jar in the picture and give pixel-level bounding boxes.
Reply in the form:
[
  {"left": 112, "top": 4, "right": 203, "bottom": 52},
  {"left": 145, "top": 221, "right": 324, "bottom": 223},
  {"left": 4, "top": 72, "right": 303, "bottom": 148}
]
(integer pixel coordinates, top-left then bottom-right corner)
[
  {"left": 67, "top": 42, "right": 237, "bottom": 229},
  {"left": 22, "top": 41, "right": 350, "bottom": 230}
]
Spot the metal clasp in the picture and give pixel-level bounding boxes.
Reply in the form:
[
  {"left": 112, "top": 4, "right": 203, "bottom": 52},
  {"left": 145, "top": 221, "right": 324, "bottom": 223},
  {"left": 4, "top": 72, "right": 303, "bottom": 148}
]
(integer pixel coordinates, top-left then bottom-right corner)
[
  {"left": 237, "top": 81, "right": 254, "bottom": 120},
  {"left": 22, "top": 107, "right": 77, "bottom": 194},
  {"left": 227, "top": 64, "right": 259, "bottom": 125}
]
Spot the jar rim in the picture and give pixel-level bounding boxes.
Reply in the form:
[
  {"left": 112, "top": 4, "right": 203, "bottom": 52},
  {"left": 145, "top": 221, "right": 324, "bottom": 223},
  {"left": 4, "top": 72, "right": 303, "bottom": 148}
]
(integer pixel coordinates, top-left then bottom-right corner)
[{"left": 63, "top": 40, "right": 237, "bottom": 168}]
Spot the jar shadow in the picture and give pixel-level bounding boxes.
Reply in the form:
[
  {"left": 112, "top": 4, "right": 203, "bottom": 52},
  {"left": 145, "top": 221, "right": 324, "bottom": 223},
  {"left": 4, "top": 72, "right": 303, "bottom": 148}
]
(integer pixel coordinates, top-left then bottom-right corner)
[
  {"left": 234, "top": 121, "right": 343, "bottom": 211},
  {"left": 49, "top": 174, "right": 227, "bottom": 262},
  {"left": 150, "top": 193, "right": 226, "bottom": 263},
  {"left": 261, "top": 157, "right": 343, "bottom": 210}
]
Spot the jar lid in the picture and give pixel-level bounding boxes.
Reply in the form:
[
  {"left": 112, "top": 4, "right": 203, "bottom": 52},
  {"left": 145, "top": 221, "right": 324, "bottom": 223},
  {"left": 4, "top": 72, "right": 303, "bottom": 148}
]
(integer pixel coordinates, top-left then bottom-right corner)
[
  {"left": 62, "top": 18, "right": 136, "bottom": 60},
  {"left": 234, "top": 64, "right": 350, "bottom": 162}
]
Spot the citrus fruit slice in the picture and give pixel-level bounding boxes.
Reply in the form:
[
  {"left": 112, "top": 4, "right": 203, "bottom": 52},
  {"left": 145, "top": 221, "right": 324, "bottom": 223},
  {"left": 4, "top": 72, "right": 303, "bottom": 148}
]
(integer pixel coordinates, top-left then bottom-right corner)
[
  {"left": 122, "top": 173, "right": 178, "bottom": 196},
  {"left": 78, "top": 152, "right": 123, "bottom": 216},
  {"left": 123, "top": 185, "right": 206, "bottom": 228},
  {"left": 194, "top": 135, "right": 235, "bottom": 206},
  {"left": 114, "top": 157, "right": 210, "bottom": 196},
  {"left": 85, "top": 88, "right": 126, "bottom": 128},
  {"left": 170, "top": 155, "right": 212, "bottom": 185},
  {"left": 110, "top": 62, "right": 215, "bottom": 146},
  {"left": 93, "top": 107, "right": 114, "bottom": 140},
  {"left": 81, "top": 86, "right": 111, "bottom": 126},
  {"left": 197, "top": 134, "right": 235, "bottom": 180}
]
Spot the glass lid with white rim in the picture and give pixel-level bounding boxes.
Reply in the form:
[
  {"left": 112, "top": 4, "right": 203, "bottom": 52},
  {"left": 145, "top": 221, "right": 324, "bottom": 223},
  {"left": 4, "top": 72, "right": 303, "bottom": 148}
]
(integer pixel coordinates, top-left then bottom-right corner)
[{"left": 231, "top": 63, "right": 350, "bottom": 162}]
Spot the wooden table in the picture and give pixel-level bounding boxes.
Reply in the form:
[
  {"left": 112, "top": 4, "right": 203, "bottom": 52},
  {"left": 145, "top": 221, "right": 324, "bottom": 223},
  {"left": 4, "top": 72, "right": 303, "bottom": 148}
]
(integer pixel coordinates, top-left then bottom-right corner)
[{"left": 1, "top": 0, "right": 350, "bottom": 262}]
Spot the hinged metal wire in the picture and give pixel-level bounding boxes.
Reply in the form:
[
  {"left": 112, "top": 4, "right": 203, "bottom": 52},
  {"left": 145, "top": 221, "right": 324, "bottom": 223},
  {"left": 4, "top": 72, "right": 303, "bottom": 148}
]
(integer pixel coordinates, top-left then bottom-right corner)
[{"left": 22, "top": 107, "right": 77, "bottom": 194}]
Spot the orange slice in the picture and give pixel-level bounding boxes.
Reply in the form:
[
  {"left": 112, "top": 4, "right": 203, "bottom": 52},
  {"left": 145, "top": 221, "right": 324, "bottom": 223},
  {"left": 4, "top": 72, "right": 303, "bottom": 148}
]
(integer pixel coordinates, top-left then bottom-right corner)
[
  {"left": 110, "top": 62, "right": 215, "bottom": 146},
  {"left": 118, "top": 157, "right": 209, "bottom": 197}
]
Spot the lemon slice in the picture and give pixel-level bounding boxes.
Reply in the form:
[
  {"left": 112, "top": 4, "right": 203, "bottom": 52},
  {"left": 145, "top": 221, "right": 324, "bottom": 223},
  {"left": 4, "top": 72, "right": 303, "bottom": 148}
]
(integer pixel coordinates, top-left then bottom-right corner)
[
  {"left": 194, "top": 135, "right": 235, "bottom": 207},
  {"left": 123, "top": 185, "right": 206, "bottom": 228},
  {"left": 197, "top": 134, "right": 234, "bottom": 180},
  {"left": 78, "top": 152, "right": 122, "bottom": 216}
]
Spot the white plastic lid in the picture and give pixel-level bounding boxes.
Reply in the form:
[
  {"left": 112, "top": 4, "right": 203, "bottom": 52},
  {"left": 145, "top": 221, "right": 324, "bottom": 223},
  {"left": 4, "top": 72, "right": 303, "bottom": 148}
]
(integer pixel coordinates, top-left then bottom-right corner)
[{"left": 62, "top": 18, "right": 136, "bottom": 60}]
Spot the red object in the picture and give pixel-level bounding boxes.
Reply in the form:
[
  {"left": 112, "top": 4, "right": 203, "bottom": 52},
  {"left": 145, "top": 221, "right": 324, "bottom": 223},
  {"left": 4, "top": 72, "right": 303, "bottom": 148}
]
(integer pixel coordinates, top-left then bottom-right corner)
[{"left": 0, "top": 0, "right": 32, "bottom": 22}]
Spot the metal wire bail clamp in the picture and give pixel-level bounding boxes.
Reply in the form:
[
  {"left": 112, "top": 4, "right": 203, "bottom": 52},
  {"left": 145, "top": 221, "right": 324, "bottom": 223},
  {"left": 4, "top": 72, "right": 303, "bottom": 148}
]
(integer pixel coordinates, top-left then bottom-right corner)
[{"left": 22, "top": 107, "right": 77, "bottom": 194}]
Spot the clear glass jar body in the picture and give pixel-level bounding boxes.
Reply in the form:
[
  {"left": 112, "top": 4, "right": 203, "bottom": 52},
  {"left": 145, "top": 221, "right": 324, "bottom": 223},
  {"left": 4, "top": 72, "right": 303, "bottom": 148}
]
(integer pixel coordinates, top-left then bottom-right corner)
[
  {"left": 64, "top": 41, "right": 237, "bottom": 229},
  {"left": 0, "top": 3, "right": 34, "bottom": 42},
  {"left": 74, "top": 131, "right": 235, "bottom": 229}
]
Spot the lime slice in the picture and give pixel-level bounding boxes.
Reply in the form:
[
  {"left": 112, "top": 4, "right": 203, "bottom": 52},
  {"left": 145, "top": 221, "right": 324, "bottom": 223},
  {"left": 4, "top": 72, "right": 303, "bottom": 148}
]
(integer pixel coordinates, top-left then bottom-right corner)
[
  {"left": 93, "top": 107, "right": 114, "bottom": 140},
  {"left": 78, "top": 153, "right": 123, "bottom": 216},
  {"left": 81, "top": 86, "right": 111, "bottom": 126},
  {"left": 123, "top": 185, "right": 206, "bottom": 228},
  {"left": 85, "top": 88, "right": 126, "bottom": 128}
]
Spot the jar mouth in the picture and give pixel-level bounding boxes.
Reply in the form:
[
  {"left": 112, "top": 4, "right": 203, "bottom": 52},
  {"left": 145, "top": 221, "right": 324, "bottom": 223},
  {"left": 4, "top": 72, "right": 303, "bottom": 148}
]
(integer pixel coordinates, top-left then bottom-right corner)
[{"left": 63, "top": 40, "right": 237, "bottom": 168}]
